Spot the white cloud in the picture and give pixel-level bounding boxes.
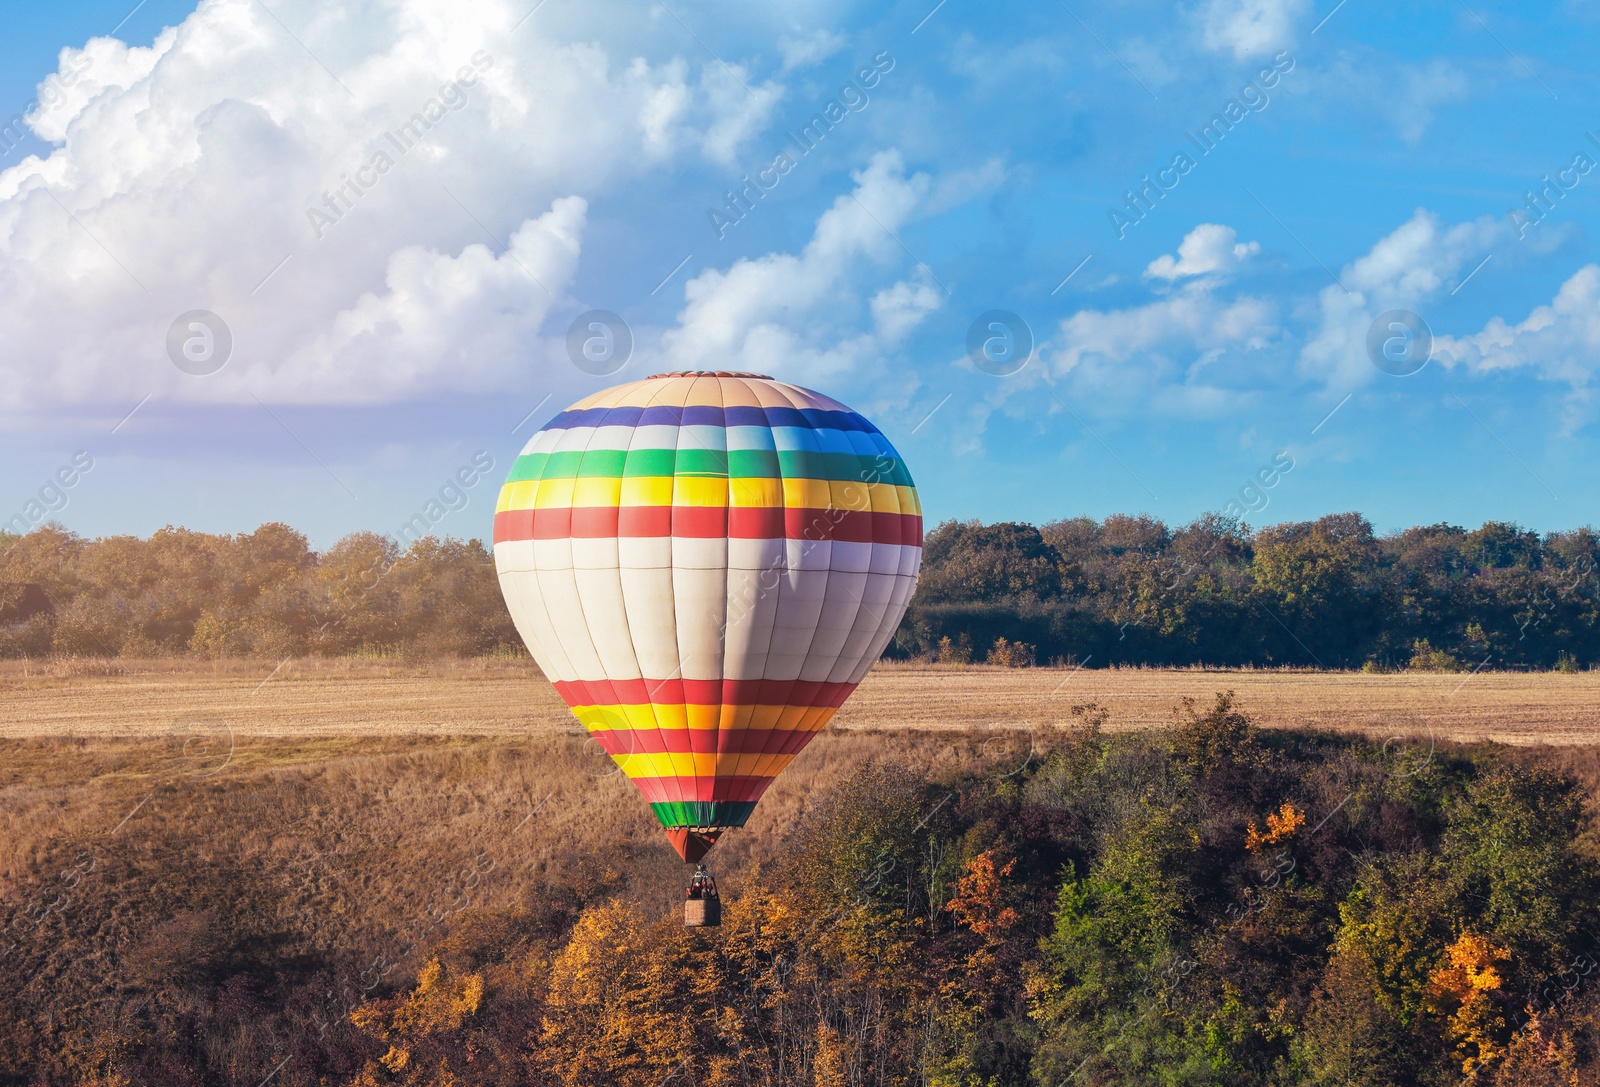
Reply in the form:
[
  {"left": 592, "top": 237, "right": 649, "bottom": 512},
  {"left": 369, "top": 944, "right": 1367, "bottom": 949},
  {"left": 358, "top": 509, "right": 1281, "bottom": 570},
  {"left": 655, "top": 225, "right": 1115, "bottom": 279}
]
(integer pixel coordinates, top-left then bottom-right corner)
[
  {"left": 697, "top": 62, "right": 785, "bottom": 166},
  {"left": 1042, "top": 274, "right": 1277, "bottom": 417},
  {"left": 1199, "top": 0, "right": 1308, "bottom": 60},
  {"left": 1434, "top": 265, "right": 1600, "bottom": 430},
  {"left": 871, "top": 278, "right": 943, "bottom": 343},
  {"left": 654, "top": 149, "right": 941, "bottom": 383},
  {"left": 1436, "top": 265, "right": 1600, "bottom": 382},
  {"left": 1298, "top": 209, "right": 1505, "bottom": 387},
  {"left": 0, "top": 0, "right": 785, "bottom": 410},
  {"left": 1144, "top": 223, "right": 1259, "bottom": 281},
  {"left": 266, "top": 197, "right": 587, "bottom": 402},
  {"left": 1054, "top": 284, "right": 1275, "bottom": 375},
  {"left": 23, "top": 34, "right": 171, "bottom": 144},
  {"left": 778, "top": 29, "right": 846, "bottom": 72}
]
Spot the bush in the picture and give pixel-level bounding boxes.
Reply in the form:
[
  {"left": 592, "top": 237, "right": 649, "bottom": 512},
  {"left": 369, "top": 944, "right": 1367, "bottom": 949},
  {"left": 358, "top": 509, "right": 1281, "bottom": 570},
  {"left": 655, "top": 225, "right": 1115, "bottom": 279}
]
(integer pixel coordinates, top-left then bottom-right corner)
[
  {"left": 986, "top": 636, "right": 1035, "bottom": 667},
  {"left": 1408, "top": 639, "right": 1462, "bottom": 673}
]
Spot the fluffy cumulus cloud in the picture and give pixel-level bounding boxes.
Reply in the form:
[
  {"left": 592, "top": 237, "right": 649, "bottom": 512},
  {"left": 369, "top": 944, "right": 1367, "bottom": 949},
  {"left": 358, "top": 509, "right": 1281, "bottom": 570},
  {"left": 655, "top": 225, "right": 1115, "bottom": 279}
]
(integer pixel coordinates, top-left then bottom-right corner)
[
  {"left": 1437, "top": 266, "right": 1600, "bottom": 381},
  {"left": 653, "top": 149, "right": 943, "bottom": 384},
  {"left": 1045, "top": 265, "right": 1276, "bottom": 416},
  {"left": 1199, "top": 0, "right": 1309, "bottom": 60},
  {"left": 1433, "top": 264, "right": 1600, "bottom": 430},
  {"left": 1042, "top": 207, "right": 1600, "bottom": 427},
  {"left": 1298, "top": 209, "right": 1506, "bottom": 387},
  {"left": 1145, "top": 223, "right": 1259, "bottom": 281},
  {"left": 0, "top": 0, "right": 785, "bottom": 410},
  {"left": 271, "top": 198, "right": 587, "bottom": 402}
]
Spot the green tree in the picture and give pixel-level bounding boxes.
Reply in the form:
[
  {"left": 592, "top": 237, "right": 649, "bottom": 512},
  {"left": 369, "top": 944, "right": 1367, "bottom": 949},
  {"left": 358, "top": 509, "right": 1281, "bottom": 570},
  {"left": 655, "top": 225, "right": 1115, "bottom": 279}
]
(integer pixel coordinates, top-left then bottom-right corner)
[{"left": 1251, "top": 513, "right": 1384, "bottom": 665}]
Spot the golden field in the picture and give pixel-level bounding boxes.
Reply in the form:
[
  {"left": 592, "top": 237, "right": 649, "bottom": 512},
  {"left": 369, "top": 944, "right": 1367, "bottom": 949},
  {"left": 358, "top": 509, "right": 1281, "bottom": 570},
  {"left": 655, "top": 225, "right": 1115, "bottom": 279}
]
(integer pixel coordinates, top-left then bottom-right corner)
[{"left": 2, "top": 657, "right": 1599, "bottom": 745}]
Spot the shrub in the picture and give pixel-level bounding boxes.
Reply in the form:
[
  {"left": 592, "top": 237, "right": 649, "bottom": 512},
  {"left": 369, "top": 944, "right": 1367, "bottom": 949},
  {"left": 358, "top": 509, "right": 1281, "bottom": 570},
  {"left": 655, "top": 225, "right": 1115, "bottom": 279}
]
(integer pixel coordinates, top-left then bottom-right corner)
[
  {"left": 936, "top": 633, "right": 972, "bottom": 664},
  {"left": 986, "top": 636, "right": 1035, "bottom": 667},
  {"left": 1408, "top": 638, "right": 1462, "bottom": 672}
]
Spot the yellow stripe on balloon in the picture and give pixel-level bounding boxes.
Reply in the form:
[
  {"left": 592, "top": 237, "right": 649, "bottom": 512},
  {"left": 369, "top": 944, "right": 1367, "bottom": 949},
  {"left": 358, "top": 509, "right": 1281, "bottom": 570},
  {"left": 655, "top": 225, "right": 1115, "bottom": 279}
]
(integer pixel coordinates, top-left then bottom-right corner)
[
  {"left": 573, "top": 704, "right": 837, "bottom": 733},
  {"left": 500, "top": 475, "right": 919, "bottom": 514},
  {"left": 533, "top": 476, "right": 578, "bottom": 509},
  {"left": 620, "top": 477, "right": 676, "bottom": 506},
  {"left": 729, "top": 477, "right": 784, "bottom": 507},
  {"left": 779, "top": 478, "right": 831, "bottom": 508},
  {"left": 572, "top": 476, "right": 625, "bottom": 507},
  {"left": 672, "top": 476, "right": 735, "bottom": 507},
  {"left": 611, "top": 752, "right": 799, "bottom": 779},
  {"left": 495, "top": 480, "right": 530, "bottom": 513}
]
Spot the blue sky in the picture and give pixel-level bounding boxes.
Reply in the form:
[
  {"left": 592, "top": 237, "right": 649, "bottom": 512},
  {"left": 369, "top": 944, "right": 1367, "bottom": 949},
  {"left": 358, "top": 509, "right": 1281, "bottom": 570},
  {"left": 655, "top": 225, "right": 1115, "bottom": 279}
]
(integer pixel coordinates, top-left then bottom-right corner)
[{"left": 4, "top": 0, "right": 1600, "bottom": 547}]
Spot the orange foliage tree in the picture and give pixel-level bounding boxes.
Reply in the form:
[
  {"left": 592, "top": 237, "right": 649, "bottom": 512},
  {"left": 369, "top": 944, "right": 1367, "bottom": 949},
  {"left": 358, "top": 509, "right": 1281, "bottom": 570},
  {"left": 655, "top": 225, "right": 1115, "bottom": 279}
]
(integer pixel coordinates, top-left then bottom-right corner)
[
  {"left": 1245, "top": 800, "right": 1306, "bottom": 853},
  {"left": 1428, "top": 931, "right": 1513, "bottom": 1075}
]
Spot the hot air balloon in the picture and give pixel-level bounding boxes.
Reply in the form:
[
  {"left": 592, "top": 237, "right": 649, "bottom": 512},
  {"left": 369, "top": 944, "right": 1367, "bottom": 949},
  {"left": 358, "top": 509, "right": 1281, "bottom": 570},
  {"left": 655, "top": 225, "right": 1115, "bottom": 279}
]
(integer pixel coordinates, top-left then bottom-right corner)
[{"left": 493, "top": 371, "right": 921, "bottom": 919}]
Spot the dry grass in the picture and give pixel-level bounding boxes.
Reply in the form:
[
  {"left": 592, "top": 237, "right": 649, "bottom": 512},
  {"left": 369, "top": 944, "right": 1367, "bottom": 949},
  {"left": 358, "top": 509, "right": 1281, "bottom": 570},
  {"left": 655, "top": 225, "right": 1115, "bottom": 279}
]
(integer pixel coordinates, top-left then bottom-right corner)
[
  {"left": 3, "top": 657, "right": 1599, "bottom": 746},
  {"left": 0, "top": 727, "right": 1040, "bottom": 978}
]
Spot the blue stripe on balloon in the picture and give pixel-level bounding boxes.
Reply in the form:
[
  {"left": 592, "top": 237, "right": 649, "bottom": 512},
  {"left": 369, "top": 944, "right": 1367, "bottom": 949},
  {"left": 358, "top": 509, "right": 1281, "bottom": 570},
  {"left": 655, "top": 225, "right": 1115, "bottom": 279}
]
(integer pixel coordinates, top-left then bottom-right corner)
[{"left": 541, "top": 405, "right": 881, "bottom": 433}]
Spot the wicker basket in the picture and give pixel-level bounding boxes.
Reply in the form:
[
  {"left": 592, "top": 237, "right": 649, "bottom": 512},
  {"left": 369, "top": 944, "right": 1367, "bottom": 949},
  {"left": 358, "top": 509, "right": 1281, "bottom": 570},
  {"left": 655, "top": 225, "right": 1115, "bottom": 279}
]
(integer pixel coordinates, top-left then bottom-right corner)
[{"left": 684, "top": 896, "right": 722, "bottom": 927}]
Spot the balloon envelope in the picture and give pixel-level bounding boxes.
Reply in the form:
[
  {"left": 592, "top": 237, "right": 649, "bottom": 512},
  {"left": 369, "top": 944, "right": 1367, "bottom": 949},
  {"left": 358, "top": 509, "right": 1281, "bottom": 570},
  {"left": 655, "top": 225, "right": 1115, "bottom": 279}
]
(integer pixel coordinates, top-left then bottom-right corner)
[{"left": 493, "top": 371, "right": 922, "bottom": 859}]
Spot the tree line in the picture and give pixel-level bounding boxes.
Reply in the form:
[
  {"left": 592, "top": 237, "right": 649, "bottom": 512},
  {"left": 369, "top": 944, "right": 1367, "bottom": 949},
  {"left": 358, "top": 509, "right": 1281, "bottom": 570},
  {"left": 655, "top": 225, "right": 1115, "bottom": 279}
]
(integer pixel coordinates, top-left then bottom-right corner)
[
  {"left": 895, "top": 513, "right": 1600, "bottom": 670},
  {"left": 3, "top": 511, "right": 1598, "bottom": 669},
  {"left": 0, "top": 524, "right": 518, "bottom": 660}
]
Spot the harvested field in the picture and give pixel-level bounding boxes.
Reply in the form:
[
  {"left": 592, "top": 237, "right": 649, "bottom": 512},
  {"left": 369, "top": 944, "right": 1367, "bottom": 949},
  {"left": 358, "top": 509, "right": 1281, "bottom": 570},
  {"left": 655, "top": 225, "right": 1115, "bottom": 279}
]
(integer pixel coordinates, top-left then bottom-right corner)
[{"left": 1, "top": 657, "right": 1598, "bottom": 745}]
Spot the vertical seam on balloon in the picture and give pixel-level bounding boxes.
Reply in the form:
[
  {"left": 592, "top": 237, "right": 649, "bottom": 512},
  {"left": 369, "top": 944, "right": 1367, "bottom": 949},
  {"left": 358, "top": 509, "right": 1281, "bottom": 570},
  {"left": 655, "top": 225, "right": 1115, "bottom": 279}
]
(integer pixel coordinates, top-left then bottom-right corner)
[
  {"left": 725, "top": 379, "right": 782, "bottom": 802},
  {"left": 842, "top": 422, "right": 916, "bottom": 686},
  {"left": 493, "top": 458, "right": 558, "bottom": 687},
  {"left": 752, "top": 380, "right": 835, "bottom": 784},
  {"left": 829, "top": 421, "right": 896, "bottom": 686},
  {"left": 660, "top": 375, "right": 703, "bottom": 819},
  {"left": 766, "top": 379, "right": 865, "bottom": 778},
  {"left": 584, "top": 386, "right": 653, "bottom": 781},
  {"left": 510, "top": 419, "right": 585, "bottom": 691},
  {"left": 624, "top": 375, "right": 684, "bottom": 812},
  {"left": 741, "top": 384, "right": 798, "bottom": 787},
  {"left": 796, "top": 405, "right": 876, "bottom": 759},
  {"left": 553, "top": 382, "right": 636, "bottom": 768},
  {"left": 701, "top": 375, "right": 734, "bottom": 818},
  {"left": 676, "top": 374, "right": 730, "bottom": 822},
  {"left": 823, "top": 417, "right": 882, "bottom": 689},
  {"left": 701, "top": 374, "right": 735, "bottom": 819}
]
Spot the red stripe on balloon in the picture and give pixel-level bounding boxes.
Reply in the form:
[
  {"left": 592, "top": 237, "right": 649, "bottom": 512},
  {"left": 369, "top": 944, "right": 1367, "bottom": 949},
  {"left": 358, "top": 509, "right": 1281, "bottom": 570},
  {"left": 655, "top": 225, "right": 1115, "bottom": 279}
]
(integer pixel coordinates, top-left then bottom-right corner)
[
  {"left": 492, "top": 506, "right": 922, "bottom": 546},
  {"left": 554, "top": 677, "right": 857, "bottom": 708}
]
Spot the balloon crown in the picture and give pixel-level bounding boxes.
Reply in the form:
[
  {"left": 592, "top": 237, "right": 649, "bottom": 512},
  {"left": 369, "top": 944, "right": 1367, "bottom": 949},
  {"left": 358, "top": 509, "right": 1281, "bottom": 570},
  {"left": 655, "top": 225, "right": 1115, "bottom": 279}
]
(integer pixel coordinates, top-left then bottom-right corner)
[{"left": 646, "top": 371, "right": 775, "bottom": 380}]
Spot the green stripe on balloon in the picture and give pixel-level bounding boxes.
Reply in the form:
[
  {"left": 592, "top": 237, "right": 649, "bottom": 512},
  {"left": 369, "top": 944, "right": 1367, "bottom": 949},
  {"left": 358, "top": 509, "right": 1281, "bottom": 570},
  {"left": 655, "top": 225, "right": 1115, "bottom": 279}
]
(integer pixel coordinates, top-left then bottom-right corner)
[
  {"left": 650, "top": 800, "right": 759, "bottom": 829},
  {"left": 505, "top": 449, "right": 912, "bottom": 486}
]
